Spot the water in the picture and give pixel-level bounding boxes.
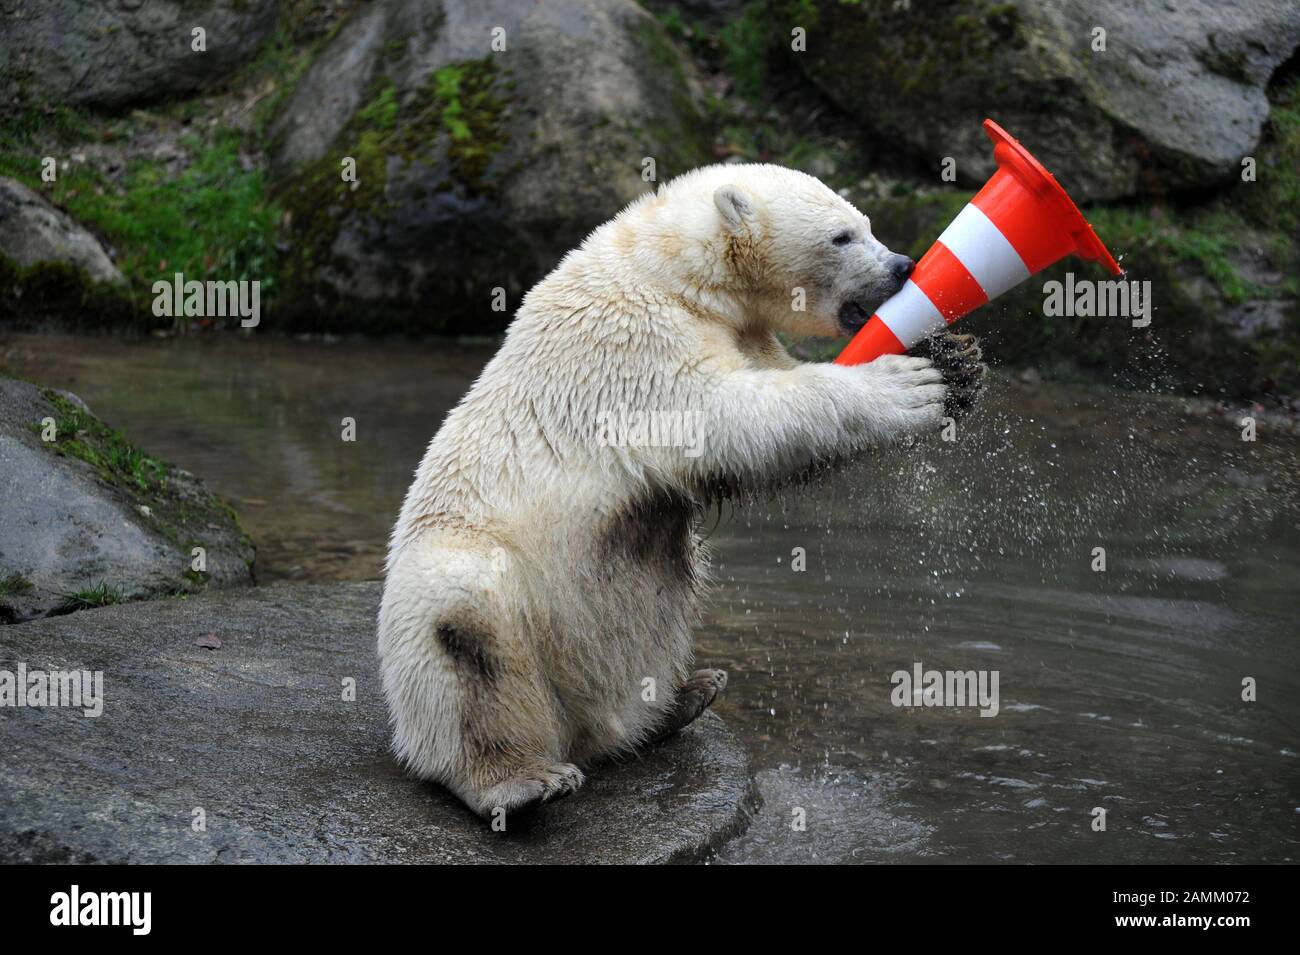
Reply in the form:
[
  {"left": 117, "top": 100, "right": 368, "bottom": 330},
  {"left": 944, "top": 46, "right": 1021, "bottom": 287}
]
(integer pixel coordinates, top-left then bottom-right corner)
[
  {"left": 0, "top": 333, "right": 472, "bottom": 582},
  {"left": 3, "top": 332, "right": 1297, "bottom": 863}
]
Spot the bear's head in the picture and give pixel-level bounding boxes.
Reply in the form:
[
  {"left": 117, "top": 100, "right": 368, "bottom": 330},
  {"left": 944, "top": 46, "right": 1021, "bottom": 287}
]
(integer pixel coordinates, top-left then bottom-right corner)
[{"left": 711, "top": 165, "right": 914, "bottom": 340}]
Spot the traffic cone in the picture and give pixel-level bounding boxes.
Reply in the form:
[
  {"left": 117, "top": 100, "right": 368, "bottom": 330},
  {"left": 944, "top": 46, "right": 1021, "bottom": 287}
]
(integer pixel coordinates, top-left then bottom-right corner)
[{"left": 836, "top": 119, "right": 1123, "bottom": 367}]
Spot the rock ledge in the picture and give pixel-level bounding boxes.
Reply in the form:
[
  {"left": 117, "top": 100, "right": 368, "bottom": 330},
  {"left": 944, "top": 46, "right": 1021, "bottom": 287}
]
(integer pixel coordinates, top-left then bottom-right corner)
[{"left": 0, "top": 581, "right": 756, "bottom": 864}]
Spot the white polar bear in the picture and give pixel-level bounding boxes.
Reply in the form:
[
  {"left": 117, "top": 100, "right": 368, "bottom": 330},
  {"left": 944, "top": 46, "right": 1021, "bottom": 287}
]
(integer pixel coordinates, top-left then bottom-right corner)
[{"left": 378, "top": 163, "right": 983, "bottom": 818}]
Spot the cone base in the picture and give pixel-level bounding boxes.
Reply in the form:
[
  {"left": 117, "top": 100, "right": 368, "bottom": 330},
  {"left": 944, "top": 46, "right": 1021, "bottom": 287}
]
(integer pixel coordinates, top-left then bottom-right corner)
[{"left": 982, "top": 119, "right": 1122, "bottom": 276}]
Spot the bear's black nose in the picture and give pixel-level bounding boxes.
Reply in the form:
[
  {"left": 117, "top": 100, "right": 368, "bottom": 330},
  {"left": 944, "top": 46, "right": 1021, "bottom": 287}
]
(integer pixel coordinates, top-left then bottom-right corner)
[{"left": 888, "top": 254, "right": 915, "bottom": 282}]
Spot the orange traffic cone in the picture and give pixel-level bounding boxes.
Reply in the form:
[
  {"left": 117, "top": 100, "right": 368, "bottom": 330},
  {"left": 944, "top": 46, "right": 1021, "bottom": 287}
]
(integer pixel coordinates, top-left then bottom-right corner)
[{"left": 836, "top": 119, "right": 1123, "bottom": 367}]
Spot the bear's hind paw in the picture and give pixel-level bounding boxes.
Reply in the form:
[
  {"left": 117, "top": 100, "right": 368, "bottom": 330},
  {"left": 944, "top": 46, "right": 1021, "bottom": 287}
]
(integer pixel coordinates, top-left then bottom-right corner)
[
  {"left": 476, "top": 762, "right": 585, "bottom": 818},
  {"left": 665, "top": 668, "right": 728, "bottom": 734}
]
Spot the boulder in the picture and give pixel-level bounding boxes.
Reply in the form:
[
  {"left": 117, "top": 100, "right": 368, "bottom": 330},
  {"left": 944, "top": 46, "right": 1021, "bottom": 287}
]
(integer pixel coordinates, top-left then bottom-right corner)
[
  {"left": 789, "top": 0, "right": 1300, "bottom": 200},
  {"left": 0, "top": 377, "right": 254, "bottom": 622},
  {"left": 0, "top": 581, "right": 757, "bottom": 863},
  {"left": 0, "top": 177, "right": 123, "bottom": 285},
  {"left": 268, "top": 0, "right": 713, "bottom": 334},
  {"left": 0, "top": 0, "right": 279, "bottom": 111}
]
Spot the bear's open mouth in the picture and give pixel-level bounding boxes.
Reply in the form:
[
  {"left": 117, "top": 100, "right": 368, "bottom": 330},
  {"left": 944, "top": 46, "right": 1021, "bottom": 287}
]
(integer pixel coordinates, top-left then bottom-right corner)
[{"left": 837, "top": 300, "right": 872, "bottom": 334}]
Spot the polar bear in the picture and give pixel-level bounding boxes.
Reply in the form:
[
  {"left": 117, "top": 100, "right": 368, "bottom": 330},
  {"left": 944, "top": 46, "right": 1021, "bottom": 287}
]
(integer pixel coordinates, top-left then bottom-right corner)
[{"left": 378, "top": 163, "right": 984, "bottom": 818}]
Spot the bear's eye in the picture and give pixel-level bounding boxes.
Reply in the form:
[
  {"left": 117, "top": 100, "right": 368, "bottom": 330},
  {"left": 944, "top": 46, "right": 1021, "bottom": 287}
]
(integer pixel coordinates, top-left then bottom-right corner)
[{"left": 832, "top": 231, "right": 855, "bottom": 246}]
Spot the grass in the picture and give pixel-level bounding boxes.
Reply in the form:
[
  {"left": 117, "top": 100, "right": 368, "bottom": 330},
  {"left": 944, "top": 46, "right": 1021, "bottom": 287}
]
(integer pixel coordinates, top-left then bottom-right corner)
[
  {"left": 1, "top": 573, "right": 126, "bottom": 621},
  {"left": 0, "top": 120, "right": 280, "bottom": 313},
  {"left": 0, "top": 0, "right": 340, "bottom": 326},
  {"left": 714, "top": 0, "right": 819, "bottom": 102},
  {"left": 0, "top": 571, "right": 36, "bottom": 622},
  {"left": 54, "top": 582, "right": 124, "bottom": 613}
]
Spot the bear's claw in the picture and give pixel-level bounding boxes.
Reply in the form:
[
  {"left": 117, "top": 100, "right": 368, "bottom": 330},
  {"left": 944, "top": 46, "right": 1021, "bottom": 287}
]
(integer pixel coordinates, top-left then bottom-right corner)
[
  {"left": 909, "top": 331, "right": 986, "bottom": 419},
  {"left": 477, "top": 762, "right": 586, "bottom": 818}
]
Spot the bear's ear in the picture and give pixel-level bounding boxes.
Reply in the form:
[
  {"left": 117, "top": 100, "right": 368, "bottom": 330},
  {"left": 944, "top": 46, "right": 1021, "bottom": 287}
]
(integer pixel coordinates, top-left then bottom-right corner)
[{"left": 714, "top": 185, "right": 754, "bottom": 234}]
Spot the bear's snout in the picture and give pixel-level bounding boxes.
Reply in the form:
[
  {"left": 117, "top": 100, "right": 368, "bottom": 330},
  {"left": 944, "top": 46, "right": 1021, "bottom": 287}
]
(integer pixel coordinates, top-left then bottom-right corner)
[
  {"left": 837, "top": 255, "right": 914, "bottom": 334},
  {"left": 887, "top": 254, "right": 915, "bottom": 284}
]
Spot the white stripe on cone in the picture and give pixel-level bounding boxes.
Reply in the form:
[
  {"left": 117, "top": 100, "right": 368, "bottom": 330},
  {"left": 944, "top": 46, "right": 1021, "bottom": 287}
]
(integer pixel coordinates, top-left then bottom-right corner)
[
  {"left": 874, "top": 278, "right": 945, "bottom": 347},
  {"left": 936, "top": 204, "right": 1031, "bottom": 300}
]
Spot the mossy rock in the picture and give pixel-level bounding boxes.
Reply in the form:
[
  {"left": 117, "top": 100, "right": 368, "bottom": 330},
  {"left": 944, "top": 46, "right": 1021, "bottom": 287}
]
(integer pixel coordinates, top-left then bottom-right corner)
[
  {"left": 267, "top": 0, "right": 714, "bottom": 335},
  {"left": 0, "top": 259, "right": 144, "bottom": 333},
  {"left": 0, "top": 377, "right": 254, "bottom": 623},
  {"left": 0, "top": 176, "right": 140, "bottom": 331}
]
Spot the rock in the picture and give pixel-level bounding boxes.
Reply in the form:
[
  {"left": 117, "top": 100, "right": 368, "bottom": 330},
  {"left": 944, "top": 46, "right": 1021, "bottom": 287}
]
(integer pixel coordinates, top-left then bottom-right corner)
[
  {"left": 0, "top": 581, "right": 757, "bottom": 863},
  {"left": 1226, "top": 299, "right": 1291, "bottom": 340},
  {"left": 791, "top": 0, "right": 1300, "bottom": 200},
  {"left": 0, "top": 1, "right": 278, "bottom": 111},
  {"left": 268, "top": 0, "right": 712, "bottom": 334},
  {"left": 0, "top": 178, "right": 123, "bottom": 285},
  {"left": 0, "top": 378, "right": 254, "bottom": 622}
]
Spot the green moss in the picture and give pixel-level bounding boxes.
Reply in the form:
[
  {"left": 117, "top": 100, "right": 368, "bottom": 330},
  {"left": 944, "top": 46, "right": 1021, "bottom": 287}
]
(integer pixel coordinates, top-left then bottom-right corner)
[
  {"left": 357, "top": 82, "right": 400, "bottom": 132},
  {"left": 429, "top": 62, "right": 510, "bottom": 185},
  {"left": 770, "top": 0, "right": 1027, "bottom": 148},
  {"left": 0, "top": 572, "right": 34, "bottom": 623},
  {"left": 36, "top": 390, "right": 169, "bottom": 492},
  {"left": 273, "top": 57, "right": 510, "bottom": 329},
  {"left": 31, "top": 389, "right": 251, "bottom": 559},
  {"left": 1238, "top": 72, "right": 1300, "bottom": 237},
  {"left": 633, "top": 18, "right": 715, "bottom": 177},
  {"left": 1199, "top": 40, "right": 1253, "bottom": 86},
  {"left": 183, "top": 568, "right": 211, "bottom": 586},
  {"left": 0, "top": 573, "right": 34, "bottom": 599},
  {"left": 0, "top": 258, "right": 143, "bottom": 331},
  {"left": 228, "top": 0, "right": 362, "bottom": 134}
]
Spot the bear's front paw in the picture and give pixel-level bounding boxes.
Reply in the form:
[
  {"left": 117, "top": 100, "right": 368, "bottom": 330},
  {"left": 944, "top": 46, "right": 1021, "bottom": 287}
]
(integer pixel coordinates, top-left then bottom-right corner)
[
  {"left": 909, "top": 331, "right": 986, "bottom": 419},
  {"left": 853, "top": 353, "right": 946, "bottom": 433}
]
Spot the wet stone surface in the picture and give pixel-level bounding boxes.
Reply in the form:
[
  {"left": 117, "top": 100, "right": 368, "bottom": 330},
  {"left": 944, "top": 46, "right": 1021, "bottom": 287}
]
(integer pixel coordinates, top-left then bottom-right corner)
[{"left": 0, "top": 581, "right": 756, "bottom": 864}]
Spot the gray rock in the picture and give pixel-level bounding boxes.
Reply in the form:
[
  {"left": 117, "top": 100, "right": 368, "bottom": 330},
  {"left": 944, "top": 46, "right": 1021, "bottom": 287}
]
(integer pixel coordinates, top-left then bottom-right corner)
[
  {"left": 795, "top": 0, "right": 1300, "bottom": 200},
  {"left": 0, "top": 177, "right": 123, "bottom": 284},
  {"left": 0, "top": 377, "right": 254, "bottom": 622},
  {"left": 269, "top": 0, "right": 712, "bottom": 333},
  {"left": 1225, "top": 299, "right": 1291, "bottom": 339},
  {"left": 0, "top": 581, "right": 757, "bottom": 863},
  {"left": 0, "top": 0, "right": 278, "bottom": 111}
]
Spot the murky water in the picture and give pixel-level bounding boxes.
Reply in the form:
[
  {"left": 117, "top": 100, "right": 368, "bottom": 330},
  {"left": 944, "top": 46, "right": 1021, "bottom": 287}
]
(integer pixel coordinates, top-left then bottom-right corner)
[{"left": 3, "top": 332, "right": 1297, "bottom": 863}]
